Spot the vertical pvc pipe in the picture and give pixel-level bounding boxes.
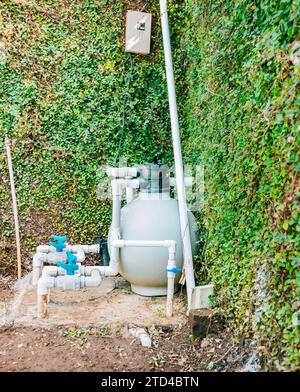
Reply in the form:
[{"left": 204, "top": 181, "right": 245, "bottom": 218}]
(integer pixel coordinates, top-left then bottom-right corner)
[
  {"left": 159, "top": 0, "right": 195, "bottom": 309},
  {"left": 5, "top": 136, "right": 22, "bottom": 280}
]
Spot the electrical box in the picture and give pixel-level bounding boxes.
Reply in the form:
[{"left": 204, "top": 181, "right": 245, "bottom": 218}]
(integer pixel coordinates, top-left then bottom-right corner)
[{"left": 125, "top": 11, "right": 152, "bottom": 55}]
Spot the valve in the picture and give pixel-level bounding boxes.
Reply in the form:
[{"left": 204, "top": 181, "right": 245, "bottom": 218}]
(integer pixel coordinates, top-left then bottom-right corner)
[
  {"left": 166, "top": 266, "right": 182, "bottom": 274},
  {"left": 66, "top": 251, "right": 78, "bottom": 265},
  {"left": 49, "top": 235, "right": 67, "bottom": 252},
  {"left": 57, "top": 251, "right": 78, "bottom": 276}
]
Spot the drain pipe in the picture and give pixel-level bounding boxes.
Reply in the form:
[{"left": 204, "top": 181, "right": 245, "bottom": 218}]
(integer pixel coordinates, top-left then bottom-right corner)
[
  {"left": 159, "top": 0, "right": 195, "bottom": 310},
  {"left": 100, "top": 178, "right": 139, "bottom": 276},
  {"left": 113, "top": 239, "right": 177, "bottom": 317},
  {"left": 37, "top": 269, "right": 102, "bottom": 318}
]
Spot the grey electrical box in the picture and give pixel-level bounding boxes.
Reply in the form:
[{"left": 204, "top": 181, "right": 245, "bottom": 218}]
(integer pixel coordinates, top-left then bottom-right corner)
[{"left": 125, "top": 11, "right": 152, "bottom": 55}]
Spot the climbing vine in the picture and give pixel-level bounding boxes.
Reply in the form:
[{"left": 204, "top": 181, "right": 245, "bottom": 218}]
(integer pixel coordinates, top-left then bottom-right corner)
[{"left": 182, "top": 0, "right": 299, "bottom": 370}]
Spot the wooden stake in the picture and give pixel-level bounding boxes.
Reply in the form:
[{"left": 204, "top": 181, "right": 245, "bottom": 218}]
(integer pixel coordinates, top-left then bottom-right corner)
[{"left": 5, "top": 136, "right": 22, "bottom": 280}]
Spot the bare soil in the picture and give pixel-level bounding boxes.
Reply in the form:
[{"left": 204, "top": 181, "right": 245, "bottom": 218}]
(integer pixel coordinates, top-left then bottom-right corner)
[
  {"left": 0, "top": 324, "right": 251, "bottom": 372},
  {"left": 0, "top": 277, "right": 252, "bottom": 372}
]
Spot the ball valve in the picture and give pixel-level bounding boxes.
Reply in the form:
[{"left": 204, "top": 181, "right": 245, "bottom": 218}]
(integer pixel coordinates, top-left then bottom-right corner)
[
  {"left": 57, "top": 251, "right": 79, "bottom": 276},
  {"left": 49, "top": 235, "right": 67, "bottom": 252}
]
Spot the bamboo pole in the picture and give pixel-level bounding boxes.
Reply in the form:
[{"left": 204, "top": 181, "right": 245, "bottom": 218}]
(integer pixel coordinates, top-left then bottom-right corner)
[{"left": 5, "top": 136, "right": 22, "bottom": 280}]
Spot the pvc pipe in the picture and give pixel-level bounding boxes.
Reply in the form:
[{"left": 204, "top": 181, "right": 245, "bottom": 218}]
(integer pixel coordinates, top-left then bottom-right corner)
[
  {"left": 68, "top": 246, "right": 85, "bottom": 263},
  {"left": 41, "top": 265, "right": 102, "bottom": 278},
  {"left": 113, "top": 239, "right": 177, "bottom": 316},
  {"left": 32, "top": 253, "right": 47, "bottom": 285},
  {"left": 107, "top": 167, "right": 138, "bottom": 178},
  {"left": 37, "top": 244, "right": 100, "bottom": 254},
  {"left": 170, "top": 177, "right": 194, "bottom": 187},
  {"left": 105, "top": 179, "right": 123, "bottom": 277},
  {"left": 42, "top": 266, "right": 66, "bottom": 278},
  {"left": 37, "top": 245, "right": 56, "bottom": 254},
  {"left": 83, "top": 269, "right": 102, "bottom": 288},
  {"left": 5, "top": 136, "right": 22, "bottom": 280},
  {"left": 166, "top": 249, "right": 176, "bottom": 318},
  {"left": 159, "top": 0, "right": 195, "bottom": 310},
  {"left": 126, "top": 186, "right": 134, "bottom": 203},
  {"left": 113, "top": 239, "right": 176, "bottom": 251},
  {"left": 32, "top": 244, "right": 100, "bottom": 285},
  {"left": 37, "top": 271, "right": 102, "bottom": 318}
]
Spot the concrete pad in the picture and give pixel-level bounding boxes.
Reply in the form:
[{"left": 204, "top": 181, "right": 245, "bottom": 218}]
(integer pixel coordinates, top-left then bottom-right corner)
[{"left": 8, "top": 275, "right": 186, "bottom": 328}]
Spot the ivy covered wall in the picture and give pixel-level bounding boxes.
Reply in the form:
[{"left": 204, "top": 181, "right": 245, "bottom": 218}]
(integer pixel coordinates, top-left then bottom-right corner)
[
  {"left": 182, "top": 0, "right": 299, "bottom": 370},
  {"left": 0, "top": 0, "right": 299, "bottom": 370},
  {"left": 0, "top": 0, "right": 180, "bottom": 272}
]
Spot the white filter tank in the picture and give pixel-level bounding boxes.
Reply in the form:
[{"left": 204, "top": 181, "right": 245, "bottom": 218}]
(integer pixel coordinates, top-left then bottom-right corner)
[{"left": 109, "top": 163, "right": 198, "bottom": 296}]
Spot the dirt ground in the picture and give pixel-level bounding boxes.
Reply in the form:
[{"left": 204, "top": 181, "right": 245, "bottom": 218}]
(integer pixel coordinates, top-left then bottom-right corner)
[{"left": 0, "top": 276, "right": 253, "bottom": 372}]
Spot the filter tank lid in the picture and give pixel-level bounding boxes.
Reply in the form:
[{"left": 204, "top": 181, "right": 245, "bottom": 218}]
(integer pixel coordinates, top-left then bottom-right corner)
[{"left": 139, "top": 163, "right": 170, "bottom": 194}]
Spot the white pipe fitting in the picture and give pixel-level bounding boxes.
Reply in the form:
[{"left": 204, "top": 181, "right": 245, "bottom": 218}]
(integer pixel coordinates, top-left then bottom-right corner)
[
  {"left": 112, "top": 239, "right": 177, "bottom": 317},
  {"left": 107, "top": 167, "right": 138, "bottom": 178},
  {"left": 67, "top": 246, "right": 85, "bottom": 263},
  {"left": 41, "top": 265, "right": 67, "bottom": 278},
  {"left": 37, "top": 245, "right": 56, "bottom": 254},
  {"left": 166, "top": 250, "right": 177, "bottom": 318},
  {"left": 37, "top": 270, "right": 102, "bottom": 318},
  {"left": 32, "top": 244, "right": 100, "bottom": 285},
  {"left": 32, "top": 253, "right": 47, "bottom": 285},
  {"left": 170, "top": 177, "right": 194, "bottom": 187}
]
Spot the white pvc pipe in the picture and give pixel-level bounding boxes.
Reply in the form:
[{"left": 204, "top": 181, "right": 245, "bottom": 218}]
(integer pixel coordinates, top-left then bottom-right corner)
[
  {"left": 32, "top": 244, "right": 100, "bottom": 285},
  {"left": 5, "top": 136, "right": 22, "bottom": 280},
  {"left": 170, "top": 177, "right": 194, "bottom": 187},
  {"left": 42, "top": 265, "right": 66, "bottom": 278},
  {"left": 166, "top": 248, "right": 176, "bottom": 318},
  {"left": 37, "top": 244, "right": 100, "bottom": 254},
  {"left": 41, "top": 265, "right": 105, "bottom": 278},
  {"left": 107, "top": 167, "right": 138, "bottom": 178},
  {"left": 159, "top": 0, "right": 195, "bottom": 310},
  {"left": 113, "top": 239, "right": 176, "bottom": 250},
  {"left": 113, "top": 239, "right": 177, "bottom": 316},
  {"left": 37, "top": 271, "right": 102, "bottom": 317},
  {"left": 126, "top": 186, "right": 134, "bottom": 203},
  {"left": 102, "top": 179, "right": 123, "bottom": 277}
]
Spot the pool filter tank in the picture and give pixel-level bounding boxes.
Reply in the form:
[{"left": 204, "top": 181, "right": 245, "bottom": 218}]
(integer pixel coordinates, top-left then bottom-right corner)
[
  {"left": 32, "top": 2, "right": 207, "bottom": 319},
  {"left": 108, "top": 163, "right": 198, "bottom": 296}
]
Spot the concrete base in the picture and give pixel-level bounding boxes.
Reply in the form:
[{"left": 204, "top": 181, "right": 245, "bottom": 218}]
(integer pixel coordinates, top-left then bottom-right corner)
[
  {"left": 2, "top": 275, "right": 186, "bottom": 328},
  {"left": 191, "top": 284, "right": 214, "bottom": 309},
  {"left": 131, "top": 284, "right": 179, "bottom": 297}
]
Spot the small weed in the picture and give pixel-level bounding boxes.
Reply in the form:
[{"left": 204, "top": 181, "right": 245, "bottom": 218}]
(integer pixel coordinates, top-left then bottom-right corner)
[
  {"left": 154, "top": 307, "right": 165, "bottom": 318},
  {"left": 60, "top": 328, "right": 91, "bottom": 345},
  {"left": 97, "top": 325, "right": 112, "bottom": 338}
]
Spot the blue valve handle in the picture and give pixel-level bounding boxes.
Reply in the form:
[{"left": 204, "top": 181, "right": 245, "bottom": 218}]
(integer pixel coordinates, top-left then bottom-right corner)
[
  {"left": 49, "top": 235, "right": 67, "bottom": 252},
  {"left": 57, "top": 252, "right": 78, "bottom": 276},
  {"left": 166, "top": 267, "right": 182, "bottom": 274},
  {"left": 66, "top": 251, "right": 78, "bottom": 265},
  {"left": 57, "top": 262, "right": 79, "bottom": 276}
]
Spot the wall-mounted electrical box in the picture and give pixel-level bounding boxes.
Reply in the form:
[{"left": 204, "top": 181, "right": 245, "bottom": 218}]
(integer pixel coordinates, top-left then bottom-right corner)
[{"left": 125, "top": 11, "right": 152, "bottom": 55}]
